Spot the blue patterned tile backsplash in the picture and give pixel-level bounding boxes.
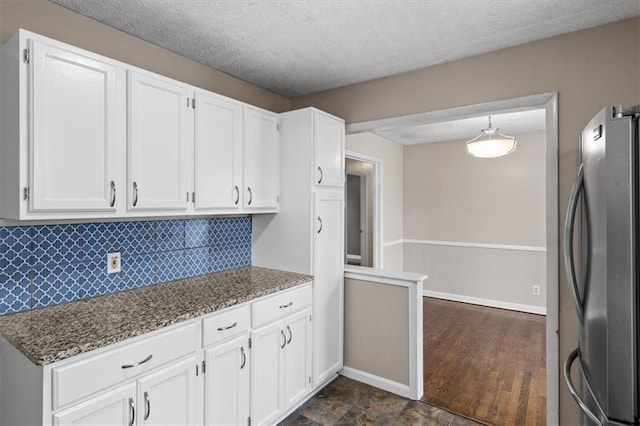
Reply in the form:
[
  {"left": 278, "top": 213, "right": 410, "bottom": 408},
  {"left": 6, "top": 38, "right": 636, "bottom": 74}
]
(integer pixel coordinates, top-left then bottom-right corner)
[{"left": 0, "top": 217, "right": 251, "bottom": 315}]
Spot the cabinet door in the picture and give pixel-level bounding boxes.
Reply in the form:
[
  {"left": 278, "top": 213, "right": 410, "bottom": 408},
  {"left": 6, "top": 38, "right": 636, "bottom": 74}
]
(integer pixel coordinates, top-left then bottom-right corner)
[
  {"left": 243, "top": 106, "right": 279, "bottom": 212},
  {"left": 313, "top": 112, "right": 344, "bottom": 188},
  {"left": 283, "top": 308, "right": 312, "bottom": 408},
  {"left": 30, "top": 40, "right": 122, "bottom": 212},
  {"left": 194, "top": 92, "right": 243, "bottom": 211},
  {"left": 203, "top": 334, "right": 250, "bottom": 426},
  {"left": 136, "top": 355, "right": 197, "bottom": 426},
  {"left": 52, "top": 382, "right": 135, "bottom": 426},
  {"left": 127, "top": 71, "right": 189, "bottom": 211},
  {"left": 312, "top": 191, "right": 345, "bottom": 385},
  {"left": 251, "top": 320, "right": 285, "bottom": 425}
]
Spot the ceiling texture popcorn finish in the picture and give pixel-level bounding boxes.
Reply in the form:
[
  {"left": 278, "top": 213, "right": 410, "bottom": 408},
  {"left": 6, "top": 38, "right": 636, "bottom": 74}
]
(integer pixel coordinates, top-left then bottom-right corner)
[{"left": 49, "top": 0, "right": 640, "bottom": 97}]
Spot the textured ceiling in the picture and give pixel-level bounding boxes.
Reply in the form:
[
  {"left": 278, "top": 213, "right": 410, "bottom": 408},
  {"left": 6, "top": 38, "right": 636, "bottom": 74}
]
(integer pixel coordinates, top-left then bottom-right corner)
[
  {"left": 374, "top": 109, "right": 546, "bottom": 145},
  {"left": 50, "top": 0, "right": 640, "bottom": 97}
]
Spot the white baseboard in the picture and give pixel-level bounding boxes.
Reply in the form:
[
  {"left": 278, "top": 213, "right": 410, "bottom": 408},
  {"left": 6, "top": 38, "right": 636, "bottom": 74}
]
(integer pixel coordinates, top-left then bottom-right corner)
[
  {"left": 423, "top": 290, "right": 546, "bottom": 315},
  {"left": 340, "top": 366, "right": 412, "bottom": 399}
]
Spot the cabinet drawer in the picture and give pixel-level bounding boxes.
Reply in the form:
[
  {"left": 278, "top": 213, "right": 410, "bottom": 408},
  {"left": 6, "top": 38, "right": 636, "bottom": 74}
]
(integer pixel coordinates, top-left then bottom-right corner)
[
  {"left": 202, "top": 305, "right": 250, "bottom": 347},
  {"left": 52, "top": 321, "right": 197, "bottom": 410},
  {"left": 252, "top": 283, "right": 312, "bottom": 327}
]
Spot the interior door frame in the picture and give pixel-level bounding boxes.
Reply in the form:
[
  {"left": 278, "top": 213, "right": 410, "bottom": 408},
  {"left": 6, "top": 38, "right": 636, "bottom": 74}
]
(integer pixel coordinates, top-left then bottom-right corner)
[
  {"left": 345, "top": 151, "right": 383, "bottom": 269},
  {"left": 345, "top": 92, "right": 559, "bottom": 426},
  {"left": 345, "top": 171, "right": 368, "bottom": 266}
]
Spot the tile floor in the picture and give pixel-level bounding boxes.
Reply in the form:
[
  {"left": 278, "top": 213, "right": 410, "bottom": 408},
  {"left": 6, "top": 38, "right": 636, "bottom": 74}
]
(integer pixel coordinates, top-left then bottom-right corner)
[{"left": 280, "top": 376, "right": 485, "bottom": 426}]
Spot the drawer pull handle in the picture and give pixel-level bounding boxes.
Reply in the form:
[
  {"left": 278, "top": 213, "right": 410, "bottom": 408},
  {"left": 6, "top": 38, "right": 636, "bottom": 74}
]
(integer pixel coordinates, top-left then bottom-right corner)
[
  {"left": 279, "top": 302, "right": 293, "bottom": 309},
  {"left": 217, "top": 321, "right": 238, "bottom": 331},
  {"left": 128, "top": 397, "right": 135, "bottom": 426},
  {"left": 286, "top": 325, "right": 292, "bottom": 344},
  {"left": 144, "top": 391, "right": 151, "bottom": 420},
  {"left": 121, "top": 354, "right": 153, "bottom": 369},
  {"left": 240, "top": 346, "right": 246, "bottom": 369},
  {"left": 280, "top": 329, "right": 287, "bottom": 349}
]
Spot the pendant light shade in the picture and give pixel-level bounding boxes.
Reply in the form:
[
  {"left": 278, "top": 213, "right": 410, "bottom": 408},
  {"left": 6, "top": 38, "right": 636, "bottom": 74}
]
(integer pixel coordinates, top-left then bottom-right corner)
[{"left": 465, "top": 116, "right": 517, "bottom": 158}]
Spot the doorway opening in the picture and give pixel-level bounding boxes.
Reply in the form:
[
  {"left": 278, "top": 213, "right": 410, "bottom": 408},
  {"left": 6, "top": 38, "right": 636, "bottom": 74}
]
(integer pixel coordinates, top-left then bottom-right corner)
[
  {"left": 345, "top": 92, "right": 558, "bottom": 425},
  {"left": 344, "top": 152, "right": 382, "bottom": 269}
]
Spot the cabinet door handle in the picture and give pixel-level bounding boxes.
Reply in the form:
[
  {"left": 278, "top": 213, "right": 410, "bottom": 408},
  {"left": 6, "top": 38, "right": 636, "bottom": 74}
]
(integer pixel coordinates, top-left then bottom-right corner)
[
  {"left": 132, "top": 181, "right": 139, "bottom": 207},
  {"left": 240, "top": 346, "right": 246, "bottom": 369},
  {"left": 110, "top": 181, "right": 116, "bottom": 207},
  {"left": 247, "top": 187, "right": 253, "bottom": 205},
  {"left": 121, "top": 354, "right": 153, "bottom": 369},
  {"left": 280, "top": 329, "right": 287, "bottom": 349},
  {"left": 317, "top": 216, "right": 323, "bottom": 234},
  {"left": 286, "top": 325, "right": 292, "bottom": 345},
  {"left": 217, "top": 321, "right": 237, "bottom": 331},
  {"left": 128, "top": 397, "right": 135, "bottom": 426},
  {"left": 234, "top": 185, "right": 240, "bottom": 205},
  {"left": 144, "top": 391, "right": 151, "bottom": 420},
  {"left": 317, "top": 166, "right": 323, "bottom": 184}
]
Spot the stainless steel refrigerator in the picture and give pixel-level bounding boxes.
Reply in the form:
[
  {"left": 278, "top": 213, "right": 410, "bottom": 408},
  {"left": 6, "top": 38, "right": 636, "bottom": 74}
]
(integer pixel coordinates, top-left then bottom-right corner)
[{"left": 564, "top": 105, "right": 640, "bottom": 426}]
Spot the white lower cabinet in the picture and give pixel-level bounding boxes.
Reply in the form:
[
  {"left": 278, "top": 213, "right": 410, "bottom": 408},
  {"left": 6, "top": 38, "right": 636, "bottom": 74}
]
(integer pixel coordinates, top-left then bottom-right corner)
[
  {"left": 203, "top": 334, "right": 250, "bottom": 426},
  {"left": 137, "top": 356, "right": 197, "bottom": 425},
  {"left": 251, "top": 308, "right": 312, "bottom": 426},
  {"left": 53, "top": 383, "right": 136, "bottom": 426},
  {"left": 53, "top": 356, "right": 197, "bottom": 426},
  {"left": 1, "top": 285, "right": 318, "bottom": 426}
]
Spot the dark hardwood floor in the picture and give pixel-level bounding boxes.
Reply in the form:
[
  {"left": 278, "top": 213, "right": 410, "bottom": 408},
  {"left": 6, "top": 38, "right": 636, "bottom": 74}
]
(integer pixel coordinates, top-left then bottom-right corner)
[{"left": 422, "top": 298, "right": 546, "bottom": 426}]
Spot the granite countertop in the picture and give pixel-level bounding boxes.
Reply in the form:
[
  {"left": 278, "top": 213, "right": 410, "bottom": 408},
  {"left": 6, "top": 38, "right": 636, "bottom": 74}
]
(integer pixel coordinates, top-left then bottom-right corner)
[{"left": 0, "top": 266, "right": 312, "bottom": 366}]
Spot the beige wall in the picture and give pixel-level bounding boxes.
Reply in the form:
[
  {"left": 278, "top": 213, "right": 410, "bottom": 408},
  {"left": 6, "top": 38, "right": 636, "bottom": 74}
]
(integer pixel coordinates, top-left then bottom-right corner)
[
  {"left": 403, "top": 131, "right": 546, "bottom": 309},
  {"left": 345, "top": 132, "right": 404, "bottom": 270},
  {"left": 293, "top": 18, "right": 640, "bottom": 425},
  {"left": 404, "top": 131, "right": 546, "bottom": 246},
  {"left": 344, "top": 278, "right": 409, "bottom": 385},
  {"left": 0, "top": 0, "right": 289, "bottom": 112}
]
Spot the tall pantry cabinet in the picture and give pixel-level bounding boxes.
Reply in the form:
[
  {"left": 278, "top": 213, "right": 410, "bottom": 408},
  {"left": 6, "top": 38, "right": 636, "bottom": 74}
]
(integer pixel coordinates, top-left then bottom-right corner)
[{"left": 252, "top": 107, "right": 345, "bottom": 387}]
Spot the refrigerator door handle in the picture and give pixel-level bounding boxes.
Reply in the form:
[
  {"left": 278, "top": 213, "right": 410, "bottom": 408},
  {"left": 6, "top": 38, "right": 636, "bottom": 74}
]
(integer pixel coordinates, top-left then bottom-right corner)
[
  {"left": 564, "top": 347, "right": 603, "bottom": 426},
  {"left": 564, "top": 163, "right": 585, "bottom": 323}
]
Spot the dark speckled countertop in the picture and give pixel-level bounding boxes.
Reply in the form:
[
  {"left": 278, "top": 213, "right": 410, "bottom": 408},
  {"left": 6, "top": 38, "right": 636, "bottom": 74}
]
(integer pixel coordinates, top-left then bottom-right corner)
[{"left": 0, "top": 266, "right": 312, "bottom": 366}]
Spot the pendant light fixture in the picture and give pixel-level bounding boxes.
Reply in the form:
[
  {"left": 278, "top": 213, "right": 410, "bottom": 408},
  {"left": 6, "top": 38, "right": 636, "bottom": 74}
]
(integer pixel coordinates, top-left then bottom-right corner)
[{"left": 465, "top": 115, "right": 517, "bottom": 158}]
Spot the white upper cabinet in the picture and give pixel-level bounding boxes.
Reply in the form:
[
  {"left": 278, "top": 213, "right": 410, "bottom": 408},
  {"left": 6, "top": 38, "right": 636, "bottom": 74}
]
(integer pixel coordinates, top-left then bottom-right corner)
[
  {"left": 243, "top": 106, "right": 279, "bottom": 212},
  {"left": 0, "top": 30, "right": 128, "bottom": 220},
  {"left": 0, "top": 30, "right": 281, "bottom": 220},
  {"left": 194, "top": 91, "right": 243, "bottom": 212},
  {"left": 127, "top": 70, "right": 190, "bottom": 211},
  {"left": 313, "top": 111, "right": 345, "bottom": 188},
  {"left": 30, "top": 40, "right": 122, "bottom": 213}
]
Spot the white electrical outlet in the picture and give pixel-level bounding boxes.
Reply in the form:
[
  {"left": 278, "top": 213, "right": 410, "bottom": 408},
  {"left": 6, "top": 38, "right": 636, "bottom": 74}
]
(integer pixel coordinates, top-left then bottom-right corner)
[
  {"left": 532, "top": 285, "right": 541, "bottom": 296},
  {"left": 107, "top": 252, "right": 121, "bottom": 274}
]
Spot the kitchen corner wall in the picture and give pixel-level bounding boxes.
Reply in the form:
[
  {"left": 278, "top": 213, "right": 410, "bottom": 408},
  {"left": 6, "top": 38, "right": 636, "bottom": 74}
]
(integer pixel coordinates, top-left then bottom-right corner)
[{"left": 0, "top": 217, "right": 251, "bottom": 315}]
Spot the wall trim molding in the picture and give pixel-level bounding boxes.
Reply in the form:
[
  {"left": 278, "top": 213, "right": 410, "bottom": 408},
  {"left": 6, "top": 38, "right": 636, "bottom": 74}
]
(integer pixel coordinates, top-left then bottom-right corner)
[
  {"left": 383, "top": 239, "right": 404, "bottom": 247},
  {"left": 402, "top": 239, "right": 546, "bottom": 252},
  {"left": 340, "top": 367, "right": 413, "bottom": 399},
  {"left": 423, "top": 290, "right": 547, "bottom": 315}
]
